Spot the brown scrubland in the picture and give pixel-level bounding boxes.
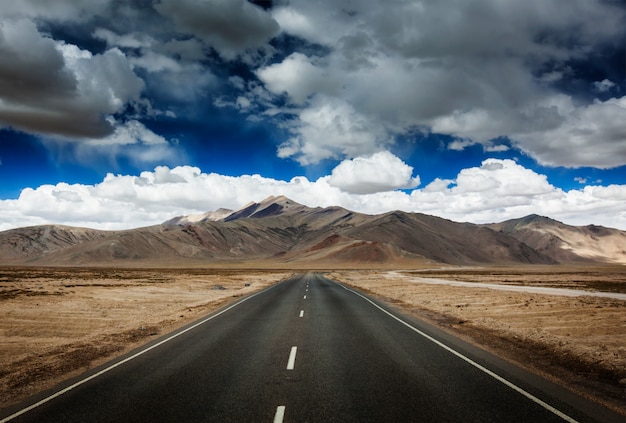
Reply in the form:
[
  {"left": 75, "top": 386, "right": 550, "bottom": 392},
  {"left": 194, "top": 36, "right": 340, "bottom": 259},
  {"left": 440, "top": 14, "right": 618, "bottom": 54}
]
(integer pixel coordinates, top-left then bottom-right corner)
[
  {"left": 0, "top": 265, "right": 625, "bottom": 415},
  {"left": 332, "top": 265, "right": 626, "bottom": 414}
]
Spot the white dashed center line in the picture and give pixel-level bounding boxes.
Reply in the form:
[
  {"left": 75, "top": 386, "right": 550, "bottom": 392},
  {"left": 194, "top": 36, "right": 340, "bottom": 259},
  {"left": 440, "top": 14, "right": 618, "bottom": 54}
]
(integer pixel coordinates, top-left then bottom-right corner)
[
  {"left": 287, "top": 346, "right": 297, "bottom": 370},
  {"left": 273, "top": 405, "right": 285, "bottom": 423}
]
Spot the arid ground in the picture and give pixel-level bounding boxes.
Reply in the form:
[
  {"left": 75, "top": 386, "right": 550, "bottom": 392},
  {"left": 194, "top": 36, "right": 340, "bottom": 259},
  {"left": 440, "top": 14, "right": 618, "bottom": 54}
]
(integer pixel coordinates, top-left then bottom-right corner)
[
  {"left": 331, "top": 266, "right": 626, "bottom": 414},
  {"left": 0, "top": 267, "right": 290, "bottom": 409},
  {"left": 1, "top": 265, "right": 625, "bottom": 415}
]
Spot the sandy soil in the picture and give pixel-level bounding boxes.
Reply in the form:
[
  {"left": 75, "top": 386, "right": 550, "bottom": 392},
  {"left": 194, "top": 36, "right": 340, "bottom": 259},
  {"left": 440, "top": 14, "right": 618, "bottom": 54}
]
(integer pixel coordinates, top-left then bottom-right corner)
[
  {"left": 1, "top": 265, "right": 625, "bottom": 415},
  {"left": 330, "top": 266, "right": 626, "bottom": 414},
  {"left": 0, "top": 267, "right": 290, "bottom": 409}
]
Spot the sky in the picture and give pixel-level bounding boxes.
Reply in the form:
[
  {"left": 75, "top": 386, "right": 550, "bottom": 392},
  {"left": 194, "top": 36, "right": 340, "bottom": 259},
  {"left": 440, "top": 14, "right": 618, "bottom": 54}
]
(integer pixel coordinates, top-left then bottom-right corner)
[{"left": 0, "top": 0, "right": 625, "bottom": 231}]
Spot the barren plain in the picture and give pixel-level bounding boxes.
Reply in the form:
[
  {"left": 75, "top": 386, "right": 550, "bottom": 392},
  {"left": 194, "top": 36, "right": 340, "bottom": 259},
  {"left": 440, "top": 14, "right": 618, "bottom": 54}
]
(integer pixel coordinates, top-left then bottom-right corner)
[
  {"left": 1, "top": 265, "right": 625, "bottom": 415},
  {"left": 332, "top": 266, "right": 626, "bottom": 414},
  {"left": 0, "top": 267, "right": 289, "bottom": 409}
]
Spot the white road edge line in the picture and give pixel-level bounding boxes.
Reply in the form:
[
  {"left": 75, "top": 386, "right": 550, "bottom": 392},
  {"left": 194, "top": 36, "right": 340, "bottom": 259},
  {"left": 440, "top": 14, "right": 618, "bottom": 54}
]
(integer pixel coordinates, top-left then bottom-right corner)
[
  {"left": 299, "top": 310, "right": 304, "bottom": 318},
  {"left": 0, "top": 284, "right": 282, "bottom": 423},
  {"left": 338, "top": 283, "right": 580, "bottom": 423},
  {"left": 287, "top": 346, "right": 298, "bottom": 370},
  {"left": 273, "top": 405, "right": 286, "bottom": 423}
]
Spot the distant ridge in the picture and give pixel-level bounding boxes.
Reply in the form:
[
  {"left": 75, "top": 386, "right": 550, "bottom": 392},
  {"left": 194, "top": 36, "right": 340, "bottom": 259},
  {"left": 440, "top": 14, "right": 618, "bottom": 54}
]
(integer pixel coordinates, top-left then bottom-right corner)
[
  {"left": 488, "top": 215, "right": 626, "bottom": 264},
  {"left": 164, "top": 208, "right": 233, "bottom": 225},
  {"left": 0, "top": 196, "right": 623, "bottom": 267},
  {"left": 222, "top": 195, "right": 307, "bottom": 221}
]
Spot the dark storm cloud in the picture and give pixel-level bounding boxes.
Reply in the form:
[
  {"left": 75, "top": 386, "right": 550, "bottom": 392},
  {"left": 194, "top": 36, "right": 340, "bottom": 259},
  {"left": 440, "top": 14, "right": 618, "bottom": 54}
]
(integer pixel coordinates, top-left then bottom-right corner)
[
  {"left": 0, "top": 19, "right": 76, "bottom": 102},
  {"left": 0, "top": 19, "right": 144, "bottom": 138},
  {"left": 154, "top": 0, "right": 280, "bottom": 60}
]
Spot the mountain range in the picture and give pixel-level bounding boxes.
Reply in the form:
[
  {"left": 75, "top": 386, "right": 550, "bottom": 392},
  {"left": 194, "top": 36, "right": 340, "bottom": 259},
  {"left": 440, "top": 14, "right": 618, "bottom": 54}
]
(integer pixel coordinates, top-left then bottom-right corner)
[{"left": 1, "top": 196, "right": 624, "bottom": 267}]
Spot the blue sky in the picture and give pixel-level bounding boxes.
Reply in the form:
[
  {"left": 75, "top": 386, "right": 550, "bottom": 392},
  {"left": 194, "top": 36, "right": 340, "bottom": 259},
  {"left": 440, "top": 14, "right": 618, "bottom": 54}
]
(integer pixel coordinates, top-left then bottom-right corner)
[{"left": 0, "top": 0, "right": 624, "bottom": 230}]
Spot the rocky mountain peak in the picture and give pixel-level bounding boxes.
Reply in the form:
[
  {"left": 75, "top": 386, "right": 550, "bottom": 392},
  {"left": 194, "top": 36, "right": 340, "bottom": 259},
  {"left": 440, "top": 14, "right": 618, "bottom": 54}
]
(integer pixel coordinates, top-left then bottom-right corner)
[
  {"left": 224, "top": 196, "right": 308, "bottom": 221},
  {"left": 163, "top": 208, "right": 233, "bottom": 226}
]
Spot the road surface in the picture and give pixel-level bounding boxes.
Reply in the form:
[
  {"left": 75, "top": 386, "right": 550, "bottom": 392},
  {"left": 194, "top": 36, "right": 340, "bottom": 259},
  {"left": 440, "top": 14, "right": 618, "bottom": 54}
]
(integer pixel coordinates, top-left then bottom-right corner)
[{"left": 1, "top": 273, "right": 621, "bottom": 422}]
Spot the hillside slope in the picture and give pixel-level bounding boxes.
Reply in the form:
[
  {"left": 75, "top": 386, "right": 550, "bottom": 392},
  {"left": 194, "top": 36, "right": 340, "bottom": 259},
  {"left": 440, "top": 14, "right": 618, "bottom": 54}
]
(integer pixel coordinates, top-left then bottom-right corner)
[
  {"left": 1, "top": 197, "right": 622, "bottom": 266},
  {"left": 488, "top": 215, "right": 626, "bottom": 264}
]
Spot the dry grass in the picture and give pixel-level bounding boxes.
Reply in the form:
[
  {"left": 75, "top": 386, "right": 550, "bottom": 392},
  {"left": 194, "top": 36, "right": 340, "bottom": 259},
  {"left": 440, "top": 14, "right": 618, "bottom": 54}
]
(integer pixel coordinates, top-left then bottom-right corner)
[
  {"left": 407, "top": 265, "right": 626, "bottom": 292},
  {"left": 1, "top": 265, "right": 625, "bottom": 416},
  {"left": 0, "top": 267, "right": 290, "bottom": 409},
  {"left": 331, "top": 265, "right": 626, "bottom": 415}
]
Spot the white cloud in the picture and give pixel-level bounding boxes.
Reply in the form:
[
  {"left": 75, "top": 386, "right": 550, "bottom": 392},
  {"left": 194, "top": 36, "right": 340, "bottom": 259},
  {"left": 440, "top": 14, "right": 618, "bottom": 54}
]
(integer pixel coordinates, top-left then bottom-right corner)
[
  {"left": 93, "top": 28, "right": 154, "bottom": 49},
  {"left": 457, "top": 159, "right": 554, "bottom": 197},
  {"left": 447, "top": 139, "right": 474, "bottom": 151},
  {"left": 1, "top": 159, "right": 625, "bottom": 231},
  {"left": 144, "top": 62, "right": 216, "bottom": 104},
  {"left": 272, "top": 7, "right": 319, "bottom": 42},
  {"left": 406, "top": 159, "right": 626, "bottom": 228},
  {"left": 229, "top": 76, "right": 246, "bottom": 90},
  {"left": 256, "top": 53, "right": 339, "bottom": 105},
  {"left": 484, "top": 144, "right": 509, "bottom": 153},
  {"left": 513, "top": 96, "right": 626, "bottom": 168},
  {"left": 236, "top": 96, "right": 251, "bottom": 110},
  {"left": 270, "top": 2, "right": 359, "bottom": 47},
  {"left": 328, "top": 151, "right": 420, "bottom": 194},
  {"left": 254, "top": 0, "right": 626, "bottom": 169},
  {"left": 594, "top": 79, "right": 616, "bottom": 93},
  {"left": 84, "top": 119, "right": 167, "bottom": 146},
  {"left": 60, "top": 44, "right": 144, "bottom": 113},
  {"left": 94, "top": 27, "right": 216, "bottom": 101},
  {"left": 277, "top": 96, "right": 390, "bottom": 165},
  {"left": 130, "top": 51, "right": 182, "bottom": 73},
  {"left": 36, "top": 119, "right": 182, "bottom": 170}
]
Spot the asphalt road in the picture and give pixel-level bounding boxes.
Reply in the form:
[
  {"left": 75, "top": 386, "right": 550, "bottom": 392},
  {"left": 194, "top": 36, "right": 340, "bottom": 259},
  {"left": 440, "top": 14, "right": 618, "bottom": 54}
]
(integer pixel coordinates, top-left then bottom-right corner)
[{"left": 1, "top": 273, "right": 621, "bottom": 422}]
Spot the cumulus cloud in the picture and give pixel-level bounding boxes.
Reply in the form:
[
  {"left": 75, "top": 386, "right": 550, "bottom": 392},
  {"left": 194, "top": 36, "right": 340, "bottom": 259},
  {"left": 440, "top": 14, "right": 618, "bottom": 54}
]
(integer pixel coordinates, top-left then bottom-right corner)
[
  {"left": 0, "top": 19, "right": 144, "bottom": 138},
  {"left": 277, "top": 96, "right": 390, "bottom": 165},
  {"left": 513, "top": 97, "right": 626, "bottom": 169},
  {"left": 154, "top": 0, "right": 279, "bottom": 60},
  {"left": 60, "top": 119, "right": 183, "bottom": 168},
  {"left": 407, "top": 159, "right": 626, "bottom": 228},
  {"left": 594, "top": 79, "right": 617, "bottom": 93},
  {"left": 1, "top": 159, "right": 624, "bottom": 231},
  {"left": 328, "top": 151, "right": 420, "bottom": 194},
  {"left": 271, "top": 2, "right": 358, "bottom": 47},
  {"left": 256, "top": 53, "right": 339, "bottom": 105},
  {"left": 93, "top": 26, "right": 216, "bottom": 105},
  {"left": 256, "top": 0, "right": 626, "bottom": 168},
  {"left": 93, "top": 28, "right": 154, "bottom": 49},
  {"left": 0, "top": 0, "right": 111, "bottom": 22},
  {"left": 83, "top": 119, "right": 167, "bottom": 146}
]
